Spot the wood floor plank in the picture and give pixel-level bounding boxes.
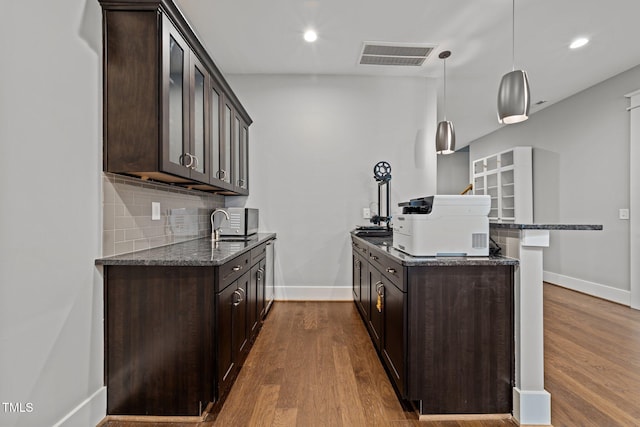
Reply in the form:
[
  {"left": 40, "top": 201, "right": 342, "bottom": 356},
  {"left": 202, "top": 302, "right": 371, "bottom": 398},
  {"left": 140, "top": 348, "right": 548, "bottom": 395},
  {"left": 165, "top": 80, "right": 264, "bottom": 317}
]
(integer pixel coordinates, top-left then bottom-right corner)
[
  {"left": 247, "top": 385, "right": 280, "bottom": 427},
  {"left": 271, "top": 408, "right": 297, "bottom": 426},
  {"left": 332, "top": 344, "right": 369, "bottom": 426}
]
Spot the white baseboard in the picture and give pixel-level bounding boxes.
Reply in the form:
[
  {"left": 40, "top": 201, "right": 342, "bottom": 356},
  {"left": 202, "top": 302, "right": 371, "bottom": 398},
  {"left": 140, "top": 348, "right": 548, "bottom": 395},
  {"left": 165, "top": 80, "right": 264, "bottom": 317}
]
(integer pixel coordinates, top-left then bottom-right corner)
[
  {"left": 52, "top": 387, "right": 106, "bottom": 427},
  {"left": 543, "top": 271, "right": 631, "bottom": 306},
  {"left": 513, "top": 387, "right": 551, "bottom": 425},
  {"left": 274, "top": 286, "right": 352, "bottom": 301}
]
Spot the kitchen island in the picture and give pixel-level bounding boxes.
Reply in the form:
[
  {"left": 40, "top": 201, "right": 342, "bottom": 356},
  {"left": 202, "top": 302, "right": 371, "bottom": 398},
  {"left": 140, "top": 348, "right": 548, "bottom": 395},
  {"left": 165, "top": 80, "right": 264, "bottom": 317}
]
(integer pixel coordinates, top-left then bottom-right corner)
[
  {"left": 351, "top": 232, "right": 519, "bottom": 419},
  {"left": 95, "top": 233, "right": 276, "bottom": 420}
]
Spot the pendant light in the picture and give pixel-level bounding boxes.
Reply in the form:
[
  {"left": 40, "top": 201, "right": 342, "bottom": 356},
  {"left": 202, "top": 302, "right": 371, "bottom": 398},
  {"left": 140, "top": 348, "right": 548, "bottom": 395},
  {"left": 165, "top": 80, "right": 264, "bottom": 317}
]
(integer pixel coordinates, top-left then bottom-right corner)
[
  {"left": 497, "top": 0, "right": 530, "bottom": 124},
  {"left": 436, "top": 50, "right": 455, "bottom": 155}
]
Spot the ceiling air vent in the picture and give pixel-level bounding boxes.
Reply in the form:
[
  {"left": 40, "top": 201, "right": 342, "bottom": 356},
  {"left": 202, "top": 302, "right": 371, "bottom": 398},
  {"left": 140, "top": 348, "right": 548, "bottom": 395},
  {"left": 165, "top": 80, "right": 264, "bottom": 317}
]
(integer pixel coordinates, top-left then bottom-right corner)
[{"left": 359, "top": 42, "right": 436, "bottom": 67}]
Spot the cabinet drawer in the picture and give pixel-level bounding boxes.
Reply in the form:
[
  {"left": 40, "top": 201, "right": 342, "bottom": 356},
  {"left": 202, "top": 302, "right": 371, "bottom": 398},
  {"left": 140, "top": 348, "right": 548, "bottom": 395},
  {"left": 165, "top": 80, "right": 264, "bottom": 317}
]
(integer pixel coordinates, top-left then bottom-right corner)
[
  {"left": 368, "top": 249, "right": 404, "bottom": 291},
  {"left": 352, "top": 242, "right": 368, "bottom": 257},
  {"left": 220, "top": 252, "right": 251, "bottom": 289},
  {"left": 250, "top": 243, "right": 267, "bottom": 264}
]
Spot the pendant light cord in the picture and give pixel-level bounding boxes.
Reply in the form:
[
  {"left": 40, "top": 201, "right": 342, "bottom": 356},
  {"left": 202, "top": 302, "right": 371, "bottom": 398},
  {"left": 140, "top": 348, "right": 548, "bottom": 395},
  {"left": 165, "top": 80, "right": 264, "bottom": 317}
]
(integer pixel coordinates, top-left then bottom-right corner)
[
  {"left": 512, "top": 0, "right": 515, "bottom": 71},
  {"left": 443, "top": 57, "right": 447, "bottom": 120}
]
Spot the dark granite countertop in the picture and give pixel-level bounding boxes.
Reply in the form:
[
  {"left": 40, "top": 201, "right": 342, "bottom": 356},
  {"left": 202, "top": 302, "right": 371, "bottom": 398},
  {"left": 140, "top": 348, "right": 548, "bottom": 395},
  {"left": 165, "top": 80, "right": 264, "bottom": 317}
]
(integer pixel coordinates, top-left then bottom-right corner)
[
  {"left": 351, "top": 232, "right": 518, "bottom": 267},
  {"left": 95, "top": 233, "right": 277, "bottom": 266},
  {"left": 490, "top": 223, "right": 603, "bottom": 230}
]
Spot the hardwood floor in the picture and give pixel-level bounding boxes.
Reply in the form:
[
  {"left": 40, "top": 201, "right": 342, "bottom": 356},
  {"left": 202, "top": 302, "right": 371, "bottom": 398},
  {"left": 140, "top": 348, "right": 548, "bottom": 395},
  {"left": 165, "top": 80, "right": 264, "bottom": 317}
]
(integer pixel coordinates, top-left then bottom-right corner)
[
  {"left": 544, "top": 283, "right": 640, "bottom": 427},
  {"left": 102, "top": 284, "right": 640, "bottom": 427}
]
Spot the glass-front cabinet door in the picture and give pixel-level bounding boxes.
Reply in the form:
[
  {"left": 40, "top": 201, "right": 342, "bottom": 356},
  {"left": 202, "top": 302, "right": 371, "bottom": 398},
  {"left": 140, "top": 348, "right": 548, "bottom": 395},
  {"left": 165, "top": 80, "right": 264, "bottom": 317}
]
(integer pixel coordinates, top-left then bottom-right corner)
[
  {"left": 239, "top": 122, "right": 248, "bottom": 191},
  {"left": 210, "top": 81, "right": 222, "bottom": 185},
  {"left": 188, "top": 53, "right": 208, "bottom": 182},
  {"left": 162, "top": 18, "right": 190, "bottom": 178},
  {"left": 233, "top": 116, "right": 240, "bottom": 188},
  {"left": 222, "top": 101, "right": 233, "bottom": 185}
]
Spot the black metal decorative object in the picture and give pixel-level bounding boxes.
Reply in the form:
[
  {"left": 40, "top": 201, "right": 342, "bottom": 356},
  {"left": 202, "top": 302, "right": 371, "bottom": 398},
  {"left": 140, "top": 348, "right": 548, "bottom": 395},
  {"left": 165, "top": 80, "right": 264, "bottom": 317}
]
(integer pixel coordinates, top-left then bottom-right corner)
[{"left": 371, "top": 161, "right": 392, "bottom": 229}]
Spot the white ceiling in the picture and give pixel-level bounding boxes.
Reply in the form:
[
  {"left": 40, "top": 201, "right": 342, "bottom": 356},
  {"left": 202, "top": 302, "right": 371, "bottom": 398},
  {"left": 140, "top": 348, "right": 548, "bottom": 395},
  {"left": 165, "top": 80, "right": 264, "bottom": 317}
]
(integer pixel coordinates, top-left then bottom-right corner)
[{"left": 175, "top": 0, "right": 640, "bottom": 148}]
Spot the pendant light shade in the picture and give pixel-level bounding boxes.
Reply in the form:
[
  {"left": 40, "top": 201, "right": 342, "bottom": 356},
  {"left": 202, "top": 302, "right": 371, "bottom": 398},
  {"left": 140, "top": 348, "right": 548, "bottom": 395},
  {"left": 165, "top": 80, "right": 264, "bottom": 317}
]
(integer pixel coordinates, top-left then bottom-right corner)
[
  {"left": 497, "top": 69, "right": 530, "bottom": 124},
  {"left": 436, "top": 50, "right": 455, "bottom": 155},
  {"left": 497, "top": 0, "right": 530, "bottom": 124},
  {"left": 436, "top": 120, "right": 455, "bottom": 154}
]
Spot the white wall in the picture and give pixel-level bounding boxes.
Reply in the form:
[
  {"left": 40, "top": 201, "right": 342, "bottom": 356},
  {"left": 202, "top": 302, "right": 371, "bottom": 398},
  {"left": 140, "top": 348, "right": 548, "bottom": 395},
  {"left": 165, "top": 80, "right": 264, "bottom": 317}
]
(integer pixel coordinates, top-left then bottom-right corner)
[
  {"left": 467, "top": 65, "right": 640, "bottom": 303},
  {"left": 437, "top": 150, "right": 470, "bottom": 195},
  {"left": 0, "top": 1, "right": 105, "bottom": 426},
  {"left": 227, "top": 75, "right": 437, "bottom": 300}
]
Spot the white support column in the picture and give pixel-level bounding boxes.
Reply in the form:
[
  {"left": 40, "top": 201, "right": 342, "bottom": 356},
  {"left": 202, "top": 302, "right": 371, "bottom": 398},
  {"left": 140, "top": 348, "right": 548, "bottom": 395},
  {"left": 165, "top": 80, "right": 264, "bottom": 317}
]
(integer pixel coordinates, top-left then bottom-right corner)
[
  {"left": 627, "top": 90, "right": 640, "bottom": 310},
  {"left": 513, "top": 229, "right": 551, "bottom": 425}
]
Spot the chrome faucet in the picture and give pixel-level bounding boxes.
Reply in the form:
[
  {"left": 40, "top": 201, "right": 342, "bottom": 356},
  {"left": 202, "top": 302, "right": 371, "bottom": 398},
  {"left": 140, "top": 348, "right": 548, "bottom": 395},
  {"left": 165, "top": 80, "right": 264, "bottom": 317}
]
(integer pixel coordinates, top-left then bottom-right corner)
[{"left": 210, "top": 209, "right": 230, "bottom": 241}]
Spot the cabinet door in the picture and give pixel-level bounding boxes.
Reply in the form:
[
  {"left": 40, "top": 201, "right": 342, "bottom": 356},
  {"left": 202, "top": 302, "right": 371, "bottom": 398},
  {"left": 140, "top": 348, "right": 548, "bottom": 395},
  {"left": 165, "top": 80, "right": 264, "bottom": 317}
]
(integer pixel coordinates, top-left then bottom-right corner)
[
  {"left": 257, "top": 259, "right": 266, "bottom": 319},
  {"left": 382, "top": 281, "right": 405, "bottom": 394},
  {"left": 232, "top": 115, "right": 241, "bottom": 189},
  {"left": 234, "top": 273, "right": 249, "bottom": 356},
  {"left": 209, "top": 80, "right": 223, "bottom": 184},
  {"left": 352, "top": 254, "right": 361, "bottom": 303},
  {"left": 221, "top": 100, "right": 233, "bottom": 185},
  {"left": 238, "top": 122, "right": 249, "bottom": 191},
  {"left": 248, "top": 264, "right": 259, "bottom": 338},
  {"left": 359, "top": 255, "right": 369, "bottom": 317},
  {"left": 217, "top": 282, "right": 236, "bottom": 394},
  {"left": 161, "top": 17, "right": 190, "bottom": 178},
  {"left": 369, "top": 268, "right": 384, "bottom": 351},
  {"left": 188, "top": 53, "right": 209, "bottom": 182}
]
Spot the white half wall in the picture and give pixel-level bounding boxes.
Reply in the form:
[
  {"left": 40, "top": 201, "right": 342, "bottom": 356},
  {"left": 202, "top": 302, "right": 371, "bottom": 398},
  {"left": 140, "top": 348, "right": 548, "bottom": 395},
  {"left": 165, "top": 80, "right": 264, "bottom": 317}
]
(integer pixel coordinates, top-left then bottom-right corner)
[
  {"left": 226, "top": 75, "right": 437, "bottom": 300},
  {"left": 467, "top": 65, "right": 640, "bottom": 299},
  {"left": 0, "top": 1, "right": 105, "bottom": 426}
]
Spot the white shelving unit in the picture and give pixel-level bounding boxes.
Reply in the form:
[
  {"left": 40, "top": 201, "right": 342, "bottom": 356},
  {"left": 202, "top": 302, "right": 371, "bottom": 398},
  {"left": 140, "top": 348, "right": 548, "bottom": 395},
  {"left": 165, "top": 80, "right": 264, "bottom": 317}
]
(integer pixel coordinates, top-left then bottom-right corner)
[{"left": 472, "top": 146, "right": 533, "bottom": 223}]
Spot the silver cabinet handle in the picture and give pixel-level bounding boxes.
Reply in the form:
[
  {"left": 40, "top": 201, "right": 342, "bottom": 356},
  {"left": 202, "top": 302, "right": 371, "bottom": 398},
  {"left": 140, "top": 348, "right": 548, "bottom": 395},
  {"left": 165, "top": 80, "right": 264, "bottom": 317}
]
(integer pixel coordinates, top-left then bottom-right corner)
[
  {"left": 370, "top": 255, "right": 378, "bottom": 261},
  {"left": 386, "top": 267, "right": 396, "bottom": 274},
  {"left": 180, "top": 153, "right": 194, "bottom": 168},
  {"left": 232, "top": 290, "right": 242, "bottom": 306},
  {"left": 232, "top": 265, "right": 242, "bottom": 272},
  {"left": 216, "top": 169, "right": 228, "bottom": 181},
  {"left": 191, "top": 155, "right": 199, "bottom": 170},
  {"left": 237, "top": 287, "right": 246, "bottom": 301},
  {"left": 257, "top": 268, "right": 264, "bottom": 281}
]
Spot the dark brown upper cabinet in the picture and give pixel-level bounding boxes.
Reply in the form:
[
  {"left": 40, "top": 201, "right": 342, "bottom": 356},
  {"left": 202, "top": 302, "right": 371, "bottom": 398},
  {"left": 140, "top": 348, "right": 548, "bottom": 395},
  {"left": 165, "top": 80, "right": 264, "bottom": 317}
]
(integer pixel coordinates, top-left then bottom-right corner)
[{"left": 100, "top": 0, "right": 251, "bottom": 195}]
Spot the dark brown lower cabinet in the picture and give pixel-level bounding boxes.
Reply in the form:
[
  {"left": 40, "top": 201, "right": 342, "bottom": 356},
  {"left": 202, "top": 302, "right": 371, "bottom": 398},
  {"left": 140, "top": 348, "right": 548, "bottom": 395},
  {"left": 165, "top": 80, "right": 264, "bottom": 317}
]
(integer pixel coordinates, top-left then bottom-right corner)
[
  {"left": 368, "top": 267, "right": 384, "bottom": 351},
  {"left": 104, "top": 246, "right": 270, "bottom": 417},
  {"left": 105, "top": 266, "right": 215, "bottom": 416},
  {"left": 352, "top": 237, "right": 514, "bottom": 416}
]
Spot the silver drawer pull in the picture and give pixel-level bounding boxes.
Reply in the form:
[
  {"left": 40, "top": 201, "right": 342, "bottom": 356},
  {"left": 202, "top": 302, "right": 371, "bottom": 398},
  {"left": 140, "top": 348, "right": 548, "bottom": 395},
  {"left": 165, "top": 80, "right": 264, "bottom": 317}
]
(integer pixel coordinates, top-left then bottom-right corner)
[
  {"left": 369, "top": 255, "right": 378, "bottom": 261},
  {"left": 386, "top": 267, "right": 396, "bottom": 274},
  {"left": 232, "top": 265, "right": 242, "bottom": 272}
]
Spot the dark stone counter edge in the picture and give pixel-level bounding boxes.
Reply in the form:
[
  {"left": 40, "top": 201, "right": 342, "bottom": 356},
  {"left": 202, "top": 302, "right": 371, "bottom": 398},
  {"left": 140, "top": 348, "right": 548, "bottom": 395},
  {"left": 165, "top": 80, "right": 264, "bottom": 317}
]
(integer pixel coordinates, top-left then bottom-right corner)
[
  {"left": 351, "top": 233, "right": 518, "bottom": 267},
  {"left": 95, "top": 233, "right": 277, "bottom": 267},
  {"left": 490, "top": 223, "right": 603, "bottom": 230}
]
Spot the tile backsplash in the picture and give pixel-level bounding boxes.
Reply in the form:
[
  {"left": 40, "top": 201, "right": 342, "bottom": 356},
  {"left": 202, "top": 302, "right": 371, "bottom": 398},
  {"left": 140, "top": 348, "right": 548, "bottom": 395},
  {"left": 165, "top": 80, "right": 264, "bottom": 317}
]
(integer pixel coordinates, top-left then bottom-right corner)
[
  {"left": 490, "top": 228, "right": 521, "bottom": 259},
  {"left": 102, "top": 173, "right": 224, "bottom": 257}
]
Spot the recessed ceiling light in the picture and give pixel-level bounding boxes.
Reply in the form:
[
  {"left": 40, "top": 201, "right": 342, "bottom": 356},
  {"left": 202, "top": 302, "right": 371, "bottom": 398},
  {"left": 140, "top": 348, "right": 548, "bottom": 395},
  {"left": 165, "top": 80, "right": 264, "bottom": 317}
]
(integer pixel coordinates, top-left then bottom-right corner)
[
  {"left": 570, "top": 38, "right": 589, "bottom": 49},
  {"left": 304, "top": 30, "right": 317, "bottom": 43}
]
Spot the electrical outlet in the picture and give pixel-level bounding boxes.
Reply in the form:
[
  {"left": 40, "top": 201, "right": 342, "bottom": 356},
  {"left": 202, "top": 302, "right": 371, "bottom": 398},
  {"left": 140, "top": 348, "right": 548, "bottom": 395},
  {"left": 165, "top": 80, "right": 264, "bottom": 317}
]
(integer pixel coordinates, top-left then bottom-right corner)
[
  {"left": 363, "top": 208, "right": 371, "bottom": 219},
  {"left": 152, "top": 202, "right": 161, "bottom": 220},
  {"left": 619, "top": 208, "right": 630, "bottom": 220}
]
